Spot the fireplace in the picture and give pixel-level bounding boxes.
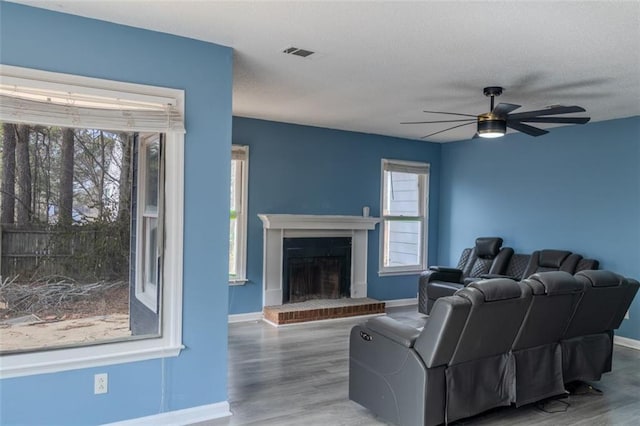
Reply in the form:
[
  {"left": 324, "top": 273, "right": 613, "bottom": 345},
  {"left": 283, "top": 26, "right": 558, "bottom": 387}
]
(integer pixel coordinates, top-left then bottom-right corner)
[
  {"left": 282, "top": 237, "right": 351, "bottom": 304},
  {"left": 258, "top": 214, "right": 380, "bottom": 307}
]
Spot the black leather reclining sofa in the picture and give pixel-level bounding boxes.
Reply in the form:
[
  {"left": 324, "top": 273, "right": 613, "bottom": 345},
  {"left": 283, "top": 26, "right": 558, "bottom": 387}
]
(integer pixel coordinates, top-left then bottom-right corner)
[
  {"left": 418, "top": 237, "right": 599, "bottom": 314},
  {"left": 349, "top": 271, "right": 639, "bottom": 426}
]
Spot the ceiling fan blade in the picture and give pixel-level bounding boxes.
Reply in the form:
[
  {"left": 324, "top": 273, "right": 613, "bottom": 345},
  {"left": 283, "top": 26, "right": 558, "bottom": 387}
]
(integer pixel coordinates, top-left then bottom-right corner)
[
  {"left": 420, "top": 122, "right": 475, "bottom": 139},
  {"left": 518, "top": 116, "right": 591, "bottom": 124},
  {"left": 492, "top": 103, "right": 521, "bottom": 118},
  {"left": 507, "top": 105, "right": 586, "bottom": 120},
  {"left": 506, "top": 120, "right": 549, "bottom": 137},
  {"left": 401, "top": 118, "right": 476, "bottom": 124},
  {"left": 422, "top": 110, "right": 478, "bottom": 118}
]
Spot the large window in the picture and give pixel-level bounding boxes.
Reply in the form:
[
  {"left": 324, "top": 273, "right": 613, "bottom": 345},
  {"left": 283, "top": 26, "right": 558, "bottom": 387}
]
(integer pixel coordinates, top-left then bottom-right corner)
[
  {"left": 379, "top": 159, "right": 429, "bottom": 275},
  {"left": 229, "top": 145, "right": 248, "bottom": 283},
  {"left": 0, "top": 65, "right": 184, "bottom": 378}
]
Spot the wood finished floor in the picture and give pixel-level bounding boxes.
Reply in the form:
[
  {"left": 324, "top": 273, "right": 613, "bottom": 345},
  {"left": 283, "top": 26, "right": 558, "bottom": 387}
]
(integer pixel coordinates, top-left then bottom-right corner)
[{"left": 202, "top": 306, "right": 640, "bottom": 426}]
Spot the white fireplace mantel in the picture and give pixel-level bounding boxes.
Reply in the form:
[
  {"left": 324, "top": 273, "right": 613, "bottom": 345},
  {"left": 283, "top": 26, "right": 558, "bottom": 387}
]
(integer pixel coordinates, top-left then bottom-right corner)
[
  {"left": 258, "top": 214, "right": 380, "bottom": 307},
  {"left": 258, "top": 214, "right": 380, "bottom": 230}
]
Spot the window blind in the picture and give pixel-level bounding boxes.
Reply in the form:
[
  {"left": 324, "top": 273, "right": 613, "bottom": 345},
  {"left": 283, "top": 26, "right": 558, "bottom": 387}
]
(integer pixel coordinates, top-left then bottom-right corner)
[
  {"left": 383, "top": 159, "right": 429, "bottom": 175},
  {"left": 0, "top": 76, "right": 185, "bottom": 133},
  {"left": 232, "top": 145, "right": 248, "bottom": 160}
]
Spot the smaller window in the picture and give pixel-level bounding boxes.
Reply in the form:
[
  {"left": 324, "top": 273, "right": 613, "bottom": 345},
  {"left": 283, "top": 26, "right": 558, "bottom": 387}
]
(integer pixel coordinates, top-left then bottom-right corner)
[
  {"left": 136, "top": 134, "right": 163, "bottom": 312},
  {"left": 229, "top": 145, "right": 249, "bottom": 283},
  {"left": 379, "top": 159, "right": 430, "bottom": 276}
]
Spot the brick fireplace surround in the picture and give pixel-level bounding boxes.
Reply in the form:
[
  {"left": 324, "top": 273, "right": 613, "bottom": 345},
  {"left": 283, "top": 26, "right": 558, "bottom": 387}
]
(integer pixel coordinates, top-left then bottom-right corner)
[{"left": 263, "top": 298, "right": 386, "bottom": 326}]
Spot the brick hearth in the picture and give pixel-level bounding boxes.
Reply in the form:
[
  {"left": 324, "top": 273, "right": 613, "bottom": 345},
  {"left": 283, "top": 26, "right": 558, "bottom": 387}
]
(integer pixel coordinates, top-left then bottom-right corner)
[{"left": 263, "top": 298, "right": 385, "bottom": 325}]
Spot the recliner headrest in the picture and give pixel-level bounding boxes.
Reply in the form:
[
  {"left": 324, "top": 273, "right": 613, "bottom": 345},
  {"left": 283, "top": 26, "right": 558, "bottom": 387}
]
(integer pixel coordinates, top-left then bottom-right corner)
[
  {"left": 527, "top": 271, "right": 583, "bottom": 295},
  {"left": 468, "top": 278, "right": 522, "bottom": 302},
  {"left": 538, "top": 250, "right": 571, "bottom": 268},
  {"left": 575, "top": 270, "right": 625, "bottom": 288},
  {"left": 475, "top": 237, "right": 503, "bottom": 258}
]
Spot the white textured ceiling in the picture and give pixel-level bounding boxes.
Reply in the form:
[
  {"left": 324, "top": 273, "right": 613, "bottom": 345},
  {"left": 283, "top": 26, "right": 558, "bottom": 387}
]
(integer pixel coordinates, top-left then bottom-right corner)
[{"left": 13, "top": 1, "right": 640, "bottom": 142}]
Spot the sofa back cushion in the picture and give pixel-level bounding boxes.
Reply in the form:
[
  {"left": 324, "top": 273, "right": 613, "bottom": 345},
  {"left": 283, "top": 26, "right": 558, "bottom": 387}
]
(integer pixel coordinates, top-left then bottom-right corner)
[
  {"left": 513, "top": 271, "right": 584, "bottom": 350},
  {"left": 564, "top": 270, "right": 631, "bottom": 339},
  {"left": 414, "top": 294, "right": 471, "bottom": 368},
  {"left": 523, "top": 249, "right": 582, "bottom": 278},
  {"left": 450, "top": 279, "right": 531, "bottom": 365}
]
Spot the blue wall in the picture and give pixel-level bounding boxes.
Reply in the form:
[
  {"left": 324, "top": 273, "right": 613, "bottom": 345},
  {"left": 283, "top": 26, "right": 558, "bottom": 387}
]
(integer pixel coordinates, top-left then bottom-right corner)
[
  {"left": 0, "top": 3, "right": 233, "bottom": 424},
  {"left": 438, "top": 116, "right": 640, "bottom": 340},
  {"left": 229, "top": 117, "right": 441, "bottom": 314}
]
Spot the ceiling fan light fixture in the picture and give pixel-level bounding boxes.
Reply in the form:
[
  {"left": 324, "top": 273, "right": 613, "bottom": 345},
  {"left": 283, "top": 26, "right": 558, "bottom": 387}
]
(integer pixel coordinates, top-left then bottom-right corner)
[{"left": 477, "top": 118, "right": 506, "bottom": 138}]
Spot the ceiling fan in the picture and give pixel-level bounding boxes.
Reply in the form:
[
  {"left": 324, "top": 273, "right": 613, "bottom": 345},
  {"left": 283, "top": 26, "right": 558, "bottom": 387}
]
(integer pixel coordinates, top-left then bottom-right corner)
[{"left": 402, "top": 86, "right": 591, "bottom": 140}]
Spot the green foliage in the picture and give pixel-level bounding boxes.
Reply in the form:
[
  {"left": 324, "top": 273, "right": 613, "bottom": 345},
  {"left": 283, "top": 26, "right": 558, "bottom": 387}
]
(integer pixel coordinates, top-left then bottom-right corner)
[{"left": 49, "top": 220, "right": 130, "bottom": 282}]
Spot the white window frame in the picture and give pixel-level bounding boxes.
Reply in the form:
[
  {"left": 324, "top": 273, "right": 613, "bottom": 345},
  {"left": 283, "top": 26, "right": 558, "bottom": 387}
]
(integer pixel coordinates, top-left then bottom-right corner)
[
  {"left": 135, "top": 134, "right": 162, "bottom": 312},
  {"left": 378, "top": 158, "right": 429, "bottom": 276},
  {"left": 0, "top": 65, "right": 184, "bottom": 379},
  {"left": 229, "top": 145, "right": 249, "bottom": 285}
]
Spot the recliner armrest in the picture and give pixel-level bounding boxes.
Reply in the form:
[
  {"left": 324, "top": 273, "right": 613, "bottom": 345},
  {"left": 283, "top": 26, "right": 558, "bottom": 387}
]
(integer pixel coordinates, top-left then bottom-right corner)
[
  {"left": 429, "top": 266, "right": 463, "bottom": 274},
  {"left": 421, "top": 268, "right": 463, "bottom": 285},
  {"left": 480, "top": 273, "right": 519, "bottom": 280},
  {"left": 363, "top": 316, "right": 421, "bottom": 348}
]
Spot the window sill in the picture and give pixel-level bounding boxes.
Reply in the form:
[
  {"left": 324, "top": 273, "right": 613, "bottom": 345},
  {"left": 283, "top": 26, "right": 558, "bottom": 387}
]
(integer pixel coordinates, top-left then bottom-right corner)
[
  {"left": 229, "top": 278, "right": 249, "bottom": 286},
  {"left": 1, "top": 339, "right": 184, "bottom": 379}
]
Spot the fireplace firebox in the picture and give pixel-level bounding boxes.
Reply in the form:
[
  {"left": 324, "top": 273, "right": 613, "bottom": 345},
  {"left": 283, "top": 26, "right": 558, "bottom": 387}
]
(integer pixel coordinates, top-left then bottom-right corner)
[{"left": 282, "top": 237, "right": 352, "bottom": 304}]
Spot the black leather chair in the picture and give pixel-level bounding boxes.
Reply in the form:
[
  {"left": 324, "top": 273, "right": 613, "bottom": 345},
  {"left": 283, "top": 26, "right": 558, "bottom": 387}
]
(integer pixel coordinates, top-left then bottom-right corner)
[
  {"left": 521, "top": 249, "right": 582, "bottom": 278},
  {"left": 444, "top": 278, "right": 531, "bottom": 423},
  {"left": 512, "top": 272, "right": 584, "bottom": 406},
  {"left": 561, "top": 270, "right": 639, "bottom": 383},
  {"left": 350, "top": 272, "right": 636, "bottom": 425},
  {"left": 500, "top": 253, "right": 532, "bottom": 280},
  {"left": 575, "top": 257, "right": 600, "bottom": 273},
  {"left": 349, "top": 294, "right": 472, "bottom": 426},
  {"left": 418, "top": 237, "right": 512, "bottom": 314}
]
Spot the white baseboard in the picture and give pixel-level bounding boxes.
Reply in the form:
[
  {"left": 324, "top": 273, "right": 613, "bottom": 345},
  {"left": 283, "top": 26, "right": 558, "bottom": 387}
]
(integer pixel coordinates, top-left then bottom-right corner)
[
  {"left": 614, "top": 335, "right": 640, "bottom": 350},
  {"left": 103, "top": 401, "right": 231, "bottom": 426},
  {"left": 384, "top": 297, "right": 418, "bottom": 308},
  {"left": 228, "top": 312, "right": 263, "bottom": 323}
]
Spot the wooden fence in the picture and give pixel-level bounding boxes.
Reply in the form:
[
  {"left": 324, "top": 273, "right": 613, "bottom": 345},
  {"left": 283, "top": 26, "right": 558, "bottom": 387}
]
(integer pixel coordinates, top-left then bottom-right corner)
[{"left": 0, "top": 224, "right": 129, "bottom": 282}]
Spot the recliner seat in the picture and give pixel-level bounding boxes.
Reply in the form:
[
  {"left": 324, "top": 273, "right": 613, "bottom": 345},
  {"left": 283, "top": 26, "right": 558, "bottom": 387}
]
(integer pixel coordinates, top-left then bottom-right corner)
[
  {"left": 351, "top": 271, "right": 638, "bottom": 425},
  {"left": 444, "top": 278, "right": 531, "bottom": 422},
  {"left": 418, "top": 237, "right": 512, "bottom": 314},
  {"left": 561, "top": 270, "right": 639, "bottom": 383},
  {"left": 511, "top": 271, "right": 584, "bottom": 406},
  {"left": 420, "top": 246, "right": 599, "bottom": 314},
  {"left": 522, "top": 249, "right": 582, "bottom": 278},
  {"left": 349, "top": 294, "right": 472, "bottom": 426}
]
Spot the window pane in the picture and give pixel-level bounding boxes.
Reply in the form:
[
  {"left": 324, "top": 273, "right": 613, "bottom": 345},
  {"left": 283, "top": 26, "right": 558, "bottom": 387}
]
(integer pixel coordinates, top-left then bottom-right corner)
[
  {"left": 0, "top": 123, "right": 145, "bottom": 354},
  {"left": 230, "top": 160, "right": 237, "bottom": 211},
  {"left": 384, "top": 171, "right": 420, "bottom": 216},
  {"left": 145, "top": 140, "right": 159, "bottom": 212},
  {"left": 383, "top": 220, "right": 421, "bottom": 267},
  {"left": 229, "top": 217, "right": 238, "bottom": 276},
  {"left": 143, "top": 217, "right": 158, "bottom": 290}
]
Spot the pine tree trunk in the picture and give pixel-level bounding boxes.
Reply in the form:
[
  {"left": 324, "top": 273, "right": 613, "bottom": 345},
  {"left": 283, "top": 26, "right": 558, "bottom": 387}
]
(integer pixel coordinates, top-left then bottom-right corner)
[
  {"left": 15, "top": 124, "right": 32, "bottom": 225},
  {"left": 117, "top": 133, "right": 132, "bottom": 224},
  {"left": 59, "top": 128, "right": 75, "bottom": 226},
  {"left": 1, "top": 123, "right": 16, "bottom": 224},
  {"left": 98, "top": 130, "right": 106, "bottom": 219}
]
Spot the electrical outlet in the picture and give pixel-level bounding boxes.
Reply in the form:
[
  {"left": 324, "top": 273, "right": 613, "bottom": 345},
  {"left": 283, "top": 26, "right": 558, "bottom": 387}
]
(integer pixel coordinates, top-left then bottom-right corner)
[
  {"left": 624, "top": 310, "right": 630, "bottom": 320},
  {"left": 94, "top": 373, "right": 108, "bottom": 394}
]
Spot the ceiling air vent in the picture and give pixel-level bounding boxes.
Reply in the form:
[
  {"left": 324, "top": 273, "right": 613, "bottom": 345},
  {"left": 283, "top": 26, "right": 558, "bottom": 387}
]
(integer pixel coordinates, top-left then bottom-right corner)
[{"left": 283, "top": 47, "right": 315, "bottom": 58}]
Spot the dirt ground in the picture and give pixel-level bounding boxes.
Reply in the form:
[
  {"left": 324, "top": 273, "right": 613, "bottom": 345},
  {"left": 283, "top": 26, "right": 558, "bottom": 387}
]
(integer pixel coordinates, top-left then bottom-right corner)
[{"left": 0, "top": 282, "right": 131, "bottom": 352}]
